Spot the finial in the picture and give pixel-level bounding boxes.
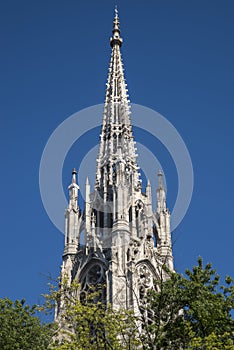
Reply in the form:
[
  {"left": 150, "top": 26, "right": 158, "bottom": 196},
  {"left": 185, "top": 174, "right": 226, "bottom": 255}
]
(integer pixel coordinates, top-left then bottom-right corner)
[
  {"left": 110, "top": 6, "right": 123, "bottom": 47},
  {"left": 72, "top": 168, "right": 77, "bottom": 184},
  {"left": 147, "top": 178, "right": 151, "bottom": 187},
  {"left": 115, "top": 5, "right": 119, "bottom": 19}
]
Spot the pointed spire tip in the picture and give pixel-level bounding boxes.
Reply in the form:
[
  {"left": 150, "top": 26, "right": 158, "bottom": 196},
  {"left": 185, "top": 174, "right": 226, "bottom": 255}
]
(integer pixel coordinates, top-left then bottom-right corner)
[
  {"left": 158, "top": 169, "right": 163, "bottom": 177},
  {"left": 71, "top": 168, "right": 77, "bottom": 185},
  {"left": 115, "top": 5, "right": 119, "bottom": 19},
  {"left": 110, "top": 5, "right": 122, "bottom": 47}
]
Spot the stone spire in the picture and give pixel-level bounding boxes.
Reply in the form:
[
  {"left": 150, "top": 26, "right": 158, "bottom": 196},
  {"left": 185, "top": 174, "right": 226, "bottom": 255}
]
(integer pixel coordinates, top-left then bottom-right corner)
[
  {"left": 57, "top": 9, "right": 174, "bottom": 323},
  {"left": 68, "top": 168, "right": 79, "bottom": 210},
  {"left": 155, "top": 170, "right": 173, "bottom": 271},
  {"left": 96, "top": 8, "right": 141, "bottom": 191},
  {"left": 63, "top": 168, "right": 81, "bottom": 256}
]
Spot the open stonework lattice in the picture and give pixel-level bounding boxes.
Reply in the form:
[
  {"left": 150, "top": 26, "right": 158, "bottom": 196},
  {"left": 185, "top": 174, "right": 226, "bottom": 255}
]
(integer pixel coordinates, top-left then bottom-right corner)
[{"left": 56, "top": 9, "right": 174, "bottom": 319}]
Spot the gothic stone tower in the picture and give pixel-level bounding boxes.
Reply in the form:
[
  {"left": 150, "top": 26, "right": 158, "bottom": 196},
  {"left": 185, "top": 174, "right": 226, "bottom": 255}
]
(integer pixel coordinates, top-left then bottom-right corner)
[{"left": 60, "top": 10, "right": 173, "bottom": 314}]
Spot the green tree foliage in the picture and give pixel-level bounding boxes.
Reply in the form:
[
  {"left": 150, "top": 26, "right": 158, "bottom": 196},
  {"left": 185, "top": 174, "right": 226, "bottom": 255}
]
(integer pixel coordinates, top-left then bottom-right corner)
[
  {"left": 2, "top": 258, "right": 231, "bottom": 350},
  {"left": 0, "top": 298, "right": 54, "bottom": 350},
  {"left": 142, "top": 258, "right": 234, "bottom": 349},
  {"left": 46, "top": 280, "right": 140, "bottom": 350},
  {"left": 47, "top": 281, "right": 140, "bottom": 350}
]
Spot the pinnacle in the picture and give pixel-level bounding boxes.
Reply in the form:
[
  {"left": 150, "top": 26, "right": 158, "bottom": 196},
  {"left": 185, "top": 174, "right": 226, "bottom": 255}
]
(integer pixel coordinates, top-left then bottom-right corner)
[{"left": 157, "top": 170, "right": 165, "bottom": 190}]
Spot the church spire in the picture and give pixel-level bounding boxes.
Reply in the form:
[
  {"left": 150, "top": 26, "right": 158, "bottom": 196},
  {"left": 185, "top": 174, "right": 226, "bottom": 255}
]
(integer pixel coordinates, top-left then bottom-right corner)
[
  {"left": 57, "top": 9, "right": 174, "bottom": 323},
  {"left": 96, "top": 9, "right": 140, "bottom": 190}
]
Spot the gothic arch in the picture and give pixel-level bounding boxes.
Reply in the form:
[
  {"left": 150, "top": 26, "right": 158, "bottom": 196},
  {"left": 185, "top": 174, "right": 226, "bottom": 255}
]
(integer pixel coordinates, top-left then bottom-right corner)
[
  {"left": 135, "top": 259, "right": 159, "bottom": 283},
  {"left": 134, "top": 260, "right": 159, "bottom": 324},
  {"left": 78, "top": 258, "right": 108, "bottom": 304}
]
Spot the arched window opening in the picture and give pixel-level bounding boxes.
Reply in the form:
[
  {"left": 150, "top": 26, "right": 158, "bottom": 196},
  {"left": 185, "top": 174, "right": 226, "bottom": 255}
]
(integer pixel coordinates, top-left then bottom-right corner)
[{"left": 80, "top": 263, "right": 107, "bottom": 306}]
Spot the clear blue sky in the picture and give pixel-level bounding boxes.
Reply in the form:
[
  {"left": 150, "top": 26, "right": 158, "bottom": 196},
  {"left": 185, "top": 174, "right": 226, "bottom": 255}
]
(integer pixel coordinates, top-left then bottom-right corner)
[{"left": 0, "top": 0, "right": 233, "bottom": 311}]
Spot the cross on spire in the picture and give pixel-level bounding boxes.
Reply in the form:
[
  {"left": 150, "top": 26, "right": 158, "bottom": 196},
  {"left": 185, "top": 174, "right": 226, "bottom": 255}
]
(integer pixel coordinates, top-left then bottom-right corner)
[{"left": 115, "top": 5, "right": 118, "bottom": 19}]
